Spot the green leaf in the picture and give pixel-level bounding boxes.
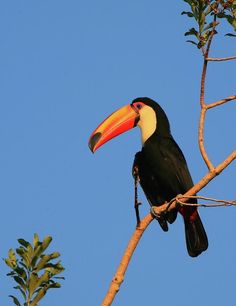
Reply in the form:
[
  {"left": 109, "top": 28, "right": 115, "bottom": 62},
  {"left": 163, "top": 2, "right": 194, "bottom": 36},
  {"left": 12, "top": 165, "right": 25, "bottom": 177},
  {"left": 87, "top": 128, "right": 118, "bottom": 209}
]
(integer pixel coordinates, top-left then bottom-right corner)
[
  {"left": 9, "top": 295, "right": 21, "bottom": 306},
  {"left": 5, "top": 258, "right": 17, "bottom": 269},
  {"left": 5, "top": 249, "right": 17, "bottom": 269},
  {"left": 13, "top": 276, "right": 26, "bottom": 291},
  {"left": 37, "top": 271, "right": 50, "bottom": 288},
  {"left": 45, "top": 262, "right": 65, "bottom": 275},
  {"left": 50, "top": 252, "right": 60, "bottom": 259},
  {"left": 34, "top": 236, "right": 52, "bottom": 259},
  {"left": 186, "top": 40, "right": 198, "bottom": 46},
  {"left": 16, "top": 246, "right": 26, "bottom": 257},
  {"left": 33, "top": 255, "right": 51, "bottom": 273},
  {"left": 186, "top": 0, "right": 198, "bottom": 8},
  {"left": 41, "top": 236, "right": 52, "bottom": 251},
  {"left": 34, "top": 252, "right": 60, "bottom": 273},
  {"left": 14, "top": 266, "right": 27, "bottom": 281},
  {"left": 53, "top": 276, "right": 65, "bottom": 280},
  {"left": 204, "top": 21, "right": 219, "bottom": 31},
  {"left": 48, "top": 282, "right": 61, "bottom": 289},
  {"left": 197, "top": 41, "right": 204, "bottom": 49},
  {"left": 7, "top": 271, "right": 17, "bottom": 277},
  {"left": 225, "top": 33, "right": 236, "bottom": 37},
  {"left": 17, "top": 238, "right": 34, "bottom": 263},
  {"left": 181, "top": 11, "right": 194, "bottom": 17},
  {"left": 9, "top": 248, "right": 17, "bottom": 261},
  {"left": 33, "top": 233, "right": 40, "bottom": 249},
  {"left": 13, "top": 286, "right": 27, "bottom": 300},
  {"left": 18, "top": 239, "right": 30, "bottom": 248},
  {"left": 184, "top": 27, "right": 199, "bottom": 38},
  {"left": 16, "top": 247, "right": 31, "bottom": 267},
  {"left": 31, "top": 253, "right": 41, "bottom": 268},
  {"left": 18, "top": 261, "right": 28, "bottom": 270}
]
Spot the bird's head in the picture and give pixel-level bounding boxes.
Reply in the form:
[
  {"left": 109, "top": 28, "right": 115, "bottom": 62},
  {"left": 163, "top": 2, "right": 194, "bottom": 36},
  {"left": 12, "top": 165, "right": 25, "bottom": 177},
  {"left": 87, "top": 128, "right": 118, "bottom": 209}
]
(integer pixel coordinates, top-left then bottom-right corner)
[{"left": 88, "top": 97, "right": 170, "bottom": 153}]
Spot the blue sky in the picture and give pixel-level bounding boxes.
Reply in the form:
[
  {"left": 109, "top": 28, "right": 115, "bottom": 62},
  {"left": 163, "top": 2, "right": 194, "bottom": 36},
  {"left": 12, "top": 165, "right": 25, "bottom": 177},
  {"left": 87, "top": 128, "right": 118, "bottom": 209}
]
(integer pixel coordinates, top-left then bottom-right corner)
[{"left": 0, "top": 1, "right": 235, "bottom": 305}]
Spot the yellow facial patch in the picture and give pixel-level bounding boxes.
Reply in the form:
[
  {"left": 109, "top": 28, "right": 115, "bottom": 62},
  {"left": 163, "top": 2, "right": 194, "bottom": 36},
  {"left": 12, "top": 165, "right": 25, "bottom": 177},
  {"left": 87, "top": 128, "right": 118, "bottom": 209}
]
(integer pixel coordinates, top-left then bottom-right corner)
[{"left": 137, "top": 105, "right": 157, "bottom": 144}]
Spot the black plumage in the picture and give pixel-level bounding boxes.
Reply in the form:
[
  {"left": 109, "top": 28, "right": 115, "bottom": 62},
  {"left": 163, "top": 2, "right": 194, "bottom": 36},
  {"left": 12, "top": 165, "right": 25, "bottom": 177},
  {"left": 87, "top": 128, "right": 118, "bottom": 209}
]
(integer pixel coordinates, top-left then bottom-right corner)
[{"left": 131, "top": 98, "right": 208, "bottom": 257}]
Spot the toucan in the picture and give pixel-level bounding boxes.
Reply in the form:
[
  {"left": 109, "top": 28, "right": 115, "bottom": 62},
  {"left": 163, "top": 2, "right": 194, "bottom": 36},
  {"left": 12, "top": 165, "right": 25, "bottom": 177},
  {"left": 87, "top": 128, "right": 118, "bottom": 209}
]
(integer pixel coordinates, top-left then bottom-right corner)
[{"left": 88, "top": 97, "right": 208, "bottom": 257}]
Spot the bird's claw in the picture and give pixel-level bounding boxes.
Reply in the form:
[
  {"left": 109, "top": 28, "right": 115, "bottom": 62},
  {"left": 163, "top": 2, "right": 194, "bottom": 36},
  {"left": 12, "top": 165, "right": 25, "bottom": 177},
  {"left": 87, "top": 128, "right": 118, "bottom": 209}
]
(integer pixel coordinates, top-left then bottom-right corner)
[
  {"left": 150, "top": 206, "right": 165, "bottom": 219},
  {"left": 150, "top": 206, "right": 158, "bottom": 218}
]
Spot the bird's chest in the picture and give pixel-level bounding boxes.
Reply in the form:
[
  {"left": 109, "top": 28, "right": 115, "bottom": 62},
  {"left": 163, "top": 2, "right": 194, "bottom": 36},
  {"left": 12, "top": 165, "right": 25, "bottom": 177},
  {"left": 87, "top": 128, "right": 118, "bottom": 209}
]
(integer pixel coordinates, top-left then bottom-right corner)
[
  {"left": 135, "top": 150, "right": 173, "bottom": 204},
  {"left": 142, "top": 142, "right": 171, "bottom": 181}
]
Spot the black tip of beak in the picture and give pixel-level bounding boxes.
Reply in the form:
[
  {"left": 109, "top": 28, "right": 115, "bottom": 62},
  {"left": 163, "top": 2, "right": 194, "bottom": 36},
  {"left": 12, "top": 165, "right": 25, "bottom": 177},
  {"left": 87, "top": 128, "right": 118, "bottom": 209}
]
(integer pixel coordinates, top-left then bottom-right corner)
[{"left": 88, "top": 132, "right": 102, "bottom": 153}]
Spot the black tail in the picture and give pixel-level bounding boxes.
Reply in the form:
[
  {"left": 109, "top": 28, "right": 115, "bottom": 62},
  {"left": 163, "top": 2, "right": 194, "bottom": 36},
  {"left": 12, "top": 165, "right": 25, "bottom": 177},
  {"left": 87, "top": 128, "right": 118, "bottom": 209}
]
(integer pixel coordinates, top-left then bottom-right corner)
[{"left": 184, "top": 213, "right": 208, "bottom": 257}]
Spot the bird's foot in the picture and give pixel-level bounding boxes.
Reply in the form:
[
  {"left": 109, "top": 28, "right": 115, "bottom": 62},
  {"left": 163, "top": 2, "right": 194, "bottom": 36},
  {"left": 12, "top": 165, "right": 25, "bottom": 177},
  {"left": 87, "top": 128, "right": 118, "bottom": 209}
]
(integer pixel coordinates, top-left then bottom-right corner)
[
  {"left": 175, "top": 194, "right": 183, "bottom": 205},
  {"left": 150, "top": 207, "right": 168, "bottom": 231},
  {"left": 150, "top": 206, "right": 165, "bottom": 219}
]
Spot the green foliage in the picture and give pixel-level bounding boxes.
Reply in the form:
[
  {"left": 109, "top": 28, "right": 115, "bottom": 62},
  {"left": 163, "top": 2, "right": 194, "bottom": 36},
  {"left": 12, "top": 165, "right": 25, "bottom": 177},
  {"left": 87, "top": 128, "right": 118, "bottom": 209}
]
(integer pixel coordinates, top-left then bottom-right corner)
[
  {"left": 5, "top": 234, "right": 65, "bottom": 306},
  {"left": 182, "top": 0, "right": 236, "bottom": 48}
]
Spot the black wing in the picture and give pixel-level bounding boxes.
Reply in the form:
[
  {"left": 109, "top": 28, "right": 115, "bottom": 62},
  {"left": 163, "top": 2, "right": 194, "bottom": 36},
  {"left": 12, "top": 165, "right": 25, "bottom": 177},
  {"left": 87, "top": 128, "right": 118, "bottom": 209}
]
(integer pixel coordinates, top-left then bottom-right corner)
[{"left": 132, "top": 150, "right": 176, "bottom": 231}]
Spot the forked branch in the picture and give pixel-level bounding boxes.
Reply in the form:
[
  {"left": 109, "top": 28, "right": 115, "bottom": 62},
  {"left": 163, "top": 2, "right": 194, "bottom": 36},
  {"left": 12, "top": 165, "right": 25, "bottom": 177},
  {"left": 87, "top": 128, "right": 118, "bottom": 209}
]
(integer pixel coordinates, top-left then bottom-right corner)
[
  {"left": 101, "top": 150, "right": 236, "bottom": 306},
  {"left": 198, "top": 23, "right": 235, "bottom": 170},
  {"left": 206, "top": 56, "right": 236, "bottom": 61},
  {"left": 207, "top": 94, "right": 236, "bottom": 109}
]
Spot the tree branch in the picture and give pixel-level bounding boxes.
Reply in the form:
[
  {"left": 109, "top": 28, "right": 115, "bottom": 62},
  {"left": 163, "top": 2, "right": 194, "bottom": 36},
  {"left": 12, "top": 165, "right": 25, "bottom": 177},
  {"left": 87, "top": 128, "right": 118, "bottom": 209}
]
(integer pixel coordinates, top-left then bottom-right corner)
[
  {"left": 200, "top": 60, "right": 208, "bottom": 107},
  {"left": 198, "top": 106, "right": 215, "bottom": 170},
  {"left": 101, "top": 149, "right": 236, "bottom": 306},
  {"left": 197, "top": 16, "right": 236, "bottom": 170},
  {"left": 176, "top": 195, "right": 236, "bottom": 207},
  {"left": 206, "top": 55, "right": 236, "bottom": 61},
  {"left": 207, "top": 94, "right": 236, "bottom": 109},
  {"left": 198, "top": 21, "right": 217, "bottom": 170},
  {"left": 101, "top": 214, "right": 154, "bottom": 306}
]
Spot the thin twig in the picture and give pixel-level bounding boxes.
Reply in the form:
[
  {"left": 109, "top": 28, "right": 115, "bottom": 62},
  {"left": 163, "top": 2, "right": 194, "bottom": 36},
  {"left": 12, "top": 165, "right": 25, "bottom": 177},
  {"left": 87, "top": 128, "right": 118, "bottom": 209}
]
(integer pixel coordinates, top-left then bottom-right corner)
[
  {"left": 177, "top": 200, "right": 236, "bottom": 208},
  {"left": 178, "top": 194, "right": 236, "bottom": 205},
  {"left": 176, "top": 194, "right": 236, "bottom": 207},
  {"left": 198, "top": 19, "right": 217, "bottom": 171},
  {"left": 198, "top": 106, "right": 214, "bottom": 170},
  {"left": 206, "top": 55, "right": 236, "bottom": 61},
  {"left": 207, "top": 94, "right": 236, "bottom": 109}
]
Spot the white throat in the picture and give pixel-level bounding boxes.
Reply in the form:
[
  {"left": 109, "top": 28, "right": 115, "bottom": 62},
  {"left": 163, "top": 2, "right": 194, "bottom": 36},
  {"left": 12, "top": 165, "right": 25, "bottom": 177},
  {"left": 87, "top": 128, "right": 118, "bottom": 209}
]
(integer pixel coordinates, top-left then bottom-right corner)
[{"left": 137, "top": 106, "right": 157, "bottom": 145}]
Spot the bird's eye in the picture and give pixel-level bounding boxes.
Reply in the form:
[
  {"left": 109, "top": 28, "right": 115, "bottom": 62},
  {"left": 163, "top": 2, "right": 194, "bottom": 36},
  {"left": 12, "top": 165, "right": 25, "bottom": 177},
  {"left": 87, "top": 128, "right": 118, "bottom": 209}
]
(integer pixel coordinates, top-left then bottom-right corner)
[{"left": 136, "top": 103, "right": 142, "bottom": 110}]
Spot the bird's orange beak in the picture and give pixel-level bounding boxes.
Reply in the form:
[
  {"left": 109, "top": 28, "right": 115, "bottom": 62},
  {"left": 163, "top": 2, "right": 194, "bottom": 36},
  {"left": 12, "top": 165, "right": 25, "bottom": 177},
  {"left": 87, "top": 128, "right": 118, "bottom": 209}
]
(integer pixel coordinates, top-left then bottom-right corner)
[{"left": 88, "top": 104, "right": 139, "bottom": 153}]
